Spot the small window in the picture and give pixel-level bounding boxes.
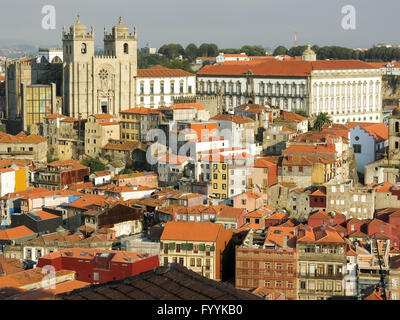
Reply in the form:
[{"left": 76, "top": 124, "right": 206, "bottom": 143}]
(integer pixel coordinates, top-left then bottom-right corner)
[
  {"left": 81, "top": 43, "right": 87, "bottom": 54},
  {"left": 353, "top": 144, "right": 362, "bottom": 153},
  {"left": 123, "top": 43, "right": 129, "bottom": 54}
]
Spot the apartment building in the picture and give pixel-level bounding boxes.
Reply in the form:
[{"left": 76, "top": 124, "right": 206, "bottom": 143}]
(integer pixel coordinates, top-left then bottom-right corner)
[
  {"left": 160, "top": 221, "right": 233, "bottom": 281},
  {"left": 0, "top": 132, "right": 47, "bottom": 163},
  {"left": 297, "top": 226, "right": 347, "bottom": 300},
  {"left": 236, "top": 226, "right": 298, "bottom": 299},
  {"left": 136, "top": 65, "right": 196, "bottom": 108},
  {"left": 84, "top": 114, "right": 119, "bottom": 158},
  {"left": 119, "top": 107, "right": 160, "bottom": 142}
]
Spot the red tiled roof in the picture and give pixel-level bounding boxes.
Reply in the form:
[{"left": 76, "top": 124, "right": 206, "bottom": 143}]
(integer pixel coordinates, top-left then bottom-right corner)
[
  {"left": 348, "top": 122, "right": 388, "bottom": 142},
  {"left": 211, "top": 114, "right": 254, "bottom": 124},
  {"left": 311, "top": 190, "right": 326, "bottom": 197},
  {"left": 277, "top": 111, "right": 307, "bottom": 122},
  {"left": 137, "top": 65, "right": 194, "bottom": 78},
  {"left": 92, "top": 170, "right": 111, "bottom": 177},
  {"left": 120, "top": 107, "right": 160, "bottom": 115},
  {"left": 33, "top": 210, "right": 59, "bottom": 221},
  {"left": 0, "top": 132, "right": 47, "bottom": 144},
  {"left": 60, "top": 117, "right": 79, "bottom": 122},
  {"left": 264, "top": 226, "right": 296, "bottom": 248},
  {"left": 253, "top": 158, "right": 275, "bottom": 168},
  {"left": 0, "top": 226, "right": 35, "bottom": 240},
  {"left": 160, "top": 221, "right": 228, "bottom": 242},
  {"left": 198, "top": 59, "right": 377, "bottom": 77},
  {"left": 43, "top": 114, "right": 65, "bottom": 120},
  {"left": 47, "top": 159, "right": 88, "bottom": 171}
]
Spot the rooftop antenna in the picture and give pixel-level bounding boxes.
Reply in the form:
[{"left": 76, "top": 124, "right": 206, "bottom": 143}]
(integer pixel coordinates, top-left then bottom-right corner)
[{"left": 294, "top": 31, "right": 297, "bottom": 47}]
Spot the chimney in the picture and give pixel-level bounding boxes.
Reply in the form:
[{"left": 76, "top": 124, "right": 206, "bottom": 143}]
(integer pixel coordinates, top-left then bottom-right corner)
[{"left": 283, "top": 236, "right": 288, "bottom": 249}]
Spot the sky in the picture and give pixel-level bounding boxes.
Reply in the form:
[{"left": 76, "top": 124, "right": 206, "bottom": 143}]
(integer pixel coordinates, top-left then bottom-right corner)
[{"left": 1, "top": 0, "right": 400, "bottom": 50}]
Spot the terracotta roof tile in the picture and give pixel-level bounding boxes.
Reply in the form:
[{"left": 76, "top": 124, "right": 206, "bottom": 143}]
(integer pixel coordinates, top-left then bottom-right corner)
[
  {"left": 137, "top": 65, "right": 194, "bottom": 78},
  {"left": 160, "top": 221, "right": 229, "bottom": 242},
  {"left": 0, "top": 226, "right": 35, "bottom": 240},
  {"left": 211, "top": 114, "right": 254, "bottom": 124}
]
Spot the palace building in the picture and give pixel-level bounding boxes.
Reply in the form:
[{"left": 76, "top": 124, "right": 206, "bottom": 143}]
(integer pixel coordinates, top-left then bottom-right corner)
[{"left": 197, "top": 46, "right": 383, "bottom": 124}]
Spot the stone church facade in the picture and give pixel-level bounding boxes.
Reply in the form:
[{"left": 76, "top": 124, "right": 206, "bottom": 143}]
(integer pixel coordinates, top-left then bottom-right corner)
[{"left": 62, "top": 16, "right": 137, "bottom": 118}]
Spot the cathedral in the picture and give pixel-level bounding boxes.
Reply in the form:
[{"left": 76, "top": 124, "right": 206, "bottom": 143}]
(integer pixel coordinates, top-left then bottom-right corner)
[{"left": 62, "top": 16, "right": 137, "bottom": 118}]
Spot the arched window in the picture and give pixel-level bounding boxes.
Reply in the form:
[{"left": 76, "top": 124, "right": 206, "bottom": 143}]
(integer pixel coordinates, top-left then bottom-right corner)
[
  {"left": 81, "top": 43, "right": 87, "bottom": 54},
  {"left": 123, "top": 43, "right": 129, "bottom": 54}
]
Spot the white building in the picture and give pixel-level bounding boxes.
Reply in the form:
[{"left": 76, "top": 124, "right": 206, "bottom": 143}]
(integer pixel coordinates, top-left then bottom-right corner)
[
  {"left": 37, "top": 47, "right": 63, "bottom": 64},
  {"left": 216, "top": 52, "right": 250, "bottom": 63},
  {"left": 197, "top": 49, "right": 383, "bottom": 123},
  {"left": 136, "top": 65, "right": 196, "bottom": 109},
  {"left": 89, "top": 170, "right": 112, "bottom": 186},
  {"left": 210, "top": 114, "right": 257, "bottom": 150},
  {"left": 0, "top": 168, "right": 16, "bottom": 197}
]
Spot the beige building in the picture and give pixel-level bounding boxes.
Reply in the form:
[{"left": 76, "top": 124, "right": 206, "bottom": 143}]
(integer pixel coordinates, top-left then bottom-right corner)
[
  {"left": 326, "top": 180, "right": 375, "bottom": 220},
  {"left": 62, "top": 16, "right": 137, "bottom": 118},
  {"left": 0, "top": 132, "right": 47, "bottom": 163},
  {"left": 84, "top": 114, "right": 119, "bottom": 158},
  {"left": 297, "top": 227, "right": 347, "bottom": 300}
]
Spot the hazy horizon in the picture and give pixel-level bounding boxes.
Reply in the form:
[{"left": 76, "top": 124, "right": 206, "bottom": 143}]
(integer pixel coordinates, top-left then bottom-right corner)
[{"left": 1, "top": 0, "right": 399, "bottom": 50}]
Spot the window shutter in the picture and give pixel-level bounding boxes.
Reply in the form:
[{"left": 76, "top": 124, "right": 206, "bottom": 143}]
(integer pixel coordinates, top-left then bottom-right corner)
[
  {"left": 168, "top": 242, "right": 175, "bottom": 250},
  {"left": 199, "top": 244, "right": 206, "bottom": 251},
  {"left": 181, "top": 243, "right": 187, "bottom": 251},
  {"left": 210, "top": 245, "right": 215, "bottom": 251},
  {"left": 187, "top": 243, "right": 193, "bottom": 251}
]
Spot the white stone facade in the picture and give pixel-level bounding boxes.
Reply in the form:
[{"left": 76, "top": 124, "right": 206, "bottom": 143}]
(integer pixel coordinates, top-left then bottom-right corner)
[
  {"left": 136, "top": 75, "right": 196, "bottom": 109},
  {"left": 309, "top": 69, "right": 383, "bottom": 123}
]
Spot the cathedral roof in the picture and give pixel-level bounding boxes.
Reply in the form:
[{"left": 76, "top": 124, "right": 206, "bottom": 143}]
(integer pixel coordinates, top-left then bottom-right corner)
[
  {"left": 70, "top": 15, "right": 87, "bottom": 34},
  {"left": 113, "top": 17, "right": 129, "bottom": 31}
]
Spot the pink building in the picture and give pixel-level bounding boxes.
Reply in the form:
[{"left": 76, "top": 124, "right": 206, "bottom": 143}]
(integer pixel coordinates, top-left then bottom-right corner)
[{"left": 233, "top": 191, "right": 263, "bottom": 212}]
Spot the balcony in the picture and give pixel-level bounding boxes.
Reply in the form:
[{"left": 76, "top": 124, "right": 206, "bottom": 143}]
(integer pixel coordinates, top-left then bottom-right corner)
[
  {"left": 298, "top": 272, "right": 343, "bottom": 280},
  {"left": 0, "top": 150, "right": 34, "bottom": 155},
  {"left": 298, "top": 253, "right": 346, "bottom": 263}
]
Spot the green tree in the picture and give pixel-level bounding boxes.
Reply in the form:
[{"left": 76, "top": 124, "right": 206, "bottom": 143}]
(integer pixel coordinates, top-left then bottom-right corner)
[
  {"left": 158, "top": 44, "right": 184, "bottom": 59},
  {"left": 162, "top": 59, "right": 193, "bottom": 73},
  {"left": 220, "top": 48, "right": 241, "bottom": 54},
  {"left": 207, "top": 44, "right": 219, "bottom": 57},
  {"left": 287, "top": 45, "right": 308, "bottom": 57},
  {"left": 273, "top": 45, "right": 288, "bottom": 56},
  {"left": 241, "top": 45, "right": 266, "bottom": 56},
  {"left": 313, "top": 112, "right": 332, "bottom": 132},
  {"left": 185, "top": 43, "right": 198, "bottom": 61},
  {"left": 197, "top": 43, "right": 210, "bottom": 57},
  {"left": 81, "top": 157, "right": 106, "bottom": 173}
]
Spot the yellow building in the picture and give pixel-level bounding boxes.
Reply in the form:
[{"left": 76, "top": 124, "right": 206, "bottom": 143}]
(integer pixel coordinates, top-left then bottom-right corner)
[
  {"left": 15, "top": 168, "right": 28, "bottom": 193},
  {"left": 119, "top": 107, "right": 160, "bottom": 142},
  {"left": 211, "top": 162, "right": 229, "bottom": 200}
]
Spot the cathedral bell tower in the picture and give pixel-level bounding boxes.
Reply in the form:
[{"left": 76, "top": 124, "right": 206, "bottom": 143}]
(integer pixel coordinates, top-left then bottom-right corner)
[
  {"left": 103, "top": 16, "right": 137, "bottom": 61},
  {"left": 62, "top": 15, "right": 95, "bottom": 63}
]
